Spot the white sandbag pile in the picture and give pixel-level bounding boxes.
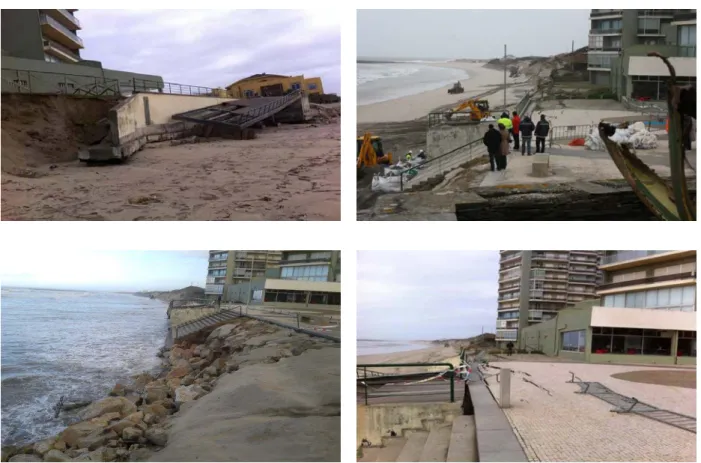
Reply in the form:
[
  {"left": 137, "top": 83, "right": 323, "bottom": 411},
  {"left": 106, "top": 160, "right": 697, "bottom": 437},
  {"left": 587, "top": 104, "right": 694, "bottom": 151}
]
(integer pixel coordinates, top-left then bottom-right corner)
[
  {"left": 371, "top": 174, "right": 404, "bottom": 193},
  {"left": 585, "top": 121, "right": 658, "bottom": 151}
]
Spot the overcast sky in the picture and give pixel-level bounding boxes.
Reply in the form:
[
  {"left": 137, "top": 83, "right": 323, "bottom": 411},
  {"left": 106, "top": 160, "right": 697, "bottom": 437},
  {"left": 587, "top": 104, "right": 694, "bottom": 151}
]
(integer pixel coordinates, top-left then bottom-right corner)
[
  {"left": 357, "top": 9, "right": 591, "bottom": 60},
  {"left": 358, "top": 251, "right": 499, "bottom": 341},
  {"left": 0, "top": 251, "right": 208, "bottom": 292},
  {"left": 78, "top": 10, "right": 340, "bottom": 93}
]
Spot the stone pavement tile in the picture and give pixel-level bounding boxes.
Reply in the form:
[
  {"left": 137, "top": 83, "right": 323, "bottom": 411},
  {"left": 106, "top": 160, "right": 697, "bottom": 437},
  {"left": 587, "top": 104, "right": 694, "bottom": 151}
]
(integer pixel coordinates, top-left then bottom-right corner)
[{"left": 483, "top": 361, "right": 696, "bottom": 462}]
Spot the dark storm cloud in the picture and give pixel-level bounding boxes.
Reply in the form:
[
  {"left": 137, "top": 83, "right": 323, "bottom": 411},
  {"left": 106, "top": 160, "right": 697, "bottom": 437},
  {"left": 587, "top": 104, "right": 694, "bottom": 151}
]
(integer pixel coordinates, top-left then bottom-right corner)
[
  {"left": 357, "top": 251, "right": 499, "bottom": 341},
  {"left": 77, "top": 9, "right": 340, "bottom": 93}
]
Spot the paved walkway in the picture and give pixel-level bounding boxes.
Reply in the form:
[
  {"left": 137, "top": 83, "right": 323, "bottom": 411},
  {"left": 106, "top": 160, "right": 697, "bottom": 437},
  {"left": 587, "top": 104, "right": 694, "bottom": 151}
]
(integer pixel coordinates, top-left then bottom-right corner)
[{"left": 485, "top": 361, "right": 696, "bottom": 462}]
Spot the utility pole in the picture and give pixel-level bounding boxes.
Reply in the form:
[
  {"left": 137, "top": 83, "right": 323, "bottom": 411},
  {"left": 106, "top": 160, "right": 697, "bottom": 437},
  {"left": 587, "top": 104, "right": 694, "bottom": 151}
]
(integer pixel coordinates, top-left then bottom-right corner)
[
  {"left": 247, "top": 256, "right": 253, "bottom": 306},
  {"left": 571, "top": 40, "right": 575, "bottom": 72},
  {"left": 503, "top": 44, "right": 507, "bottom": 108}
]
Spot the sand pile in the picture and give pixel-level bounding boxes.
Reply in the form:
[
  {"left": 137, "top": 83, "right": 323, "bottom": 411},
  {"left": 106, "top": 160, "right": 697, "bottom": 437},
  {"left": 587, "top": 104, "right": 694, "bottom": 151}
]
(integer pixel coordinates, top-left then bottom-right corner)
[{"left": 1, "top": 94, "right": 115, "bottom": 176}]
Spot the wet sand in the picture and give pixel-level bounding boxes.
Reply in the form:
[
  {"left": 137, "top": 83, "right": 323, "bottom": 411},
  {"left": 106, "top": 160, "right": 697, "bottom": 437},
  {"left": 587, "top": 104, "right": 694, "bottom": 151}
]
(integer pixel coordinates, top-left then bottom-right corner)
[
  {"left": 357, "top": 62, "right": 529, "bottom": 124},
  {"left": 357, "top": 344, "right": 459, "bottom": 375},
  {"left": 2, "top": 123, "right": 340, "bottom": 221}
]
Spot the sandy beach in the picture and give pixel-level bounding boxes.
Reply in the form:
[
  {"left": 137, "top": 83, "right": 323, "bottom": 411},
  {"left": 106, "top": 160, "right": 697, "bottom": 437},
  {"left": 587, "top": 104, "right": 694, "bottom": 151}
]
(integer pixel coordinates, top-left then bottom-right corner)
[
  {"left": 357, "top": 344, "right": 460, "bottom": 375},
  {"left": 2, "top": 122, "right": 340, "bottom": 221},
  {"left": 357, "top": 62, "right": 529, "bottom": 124}
]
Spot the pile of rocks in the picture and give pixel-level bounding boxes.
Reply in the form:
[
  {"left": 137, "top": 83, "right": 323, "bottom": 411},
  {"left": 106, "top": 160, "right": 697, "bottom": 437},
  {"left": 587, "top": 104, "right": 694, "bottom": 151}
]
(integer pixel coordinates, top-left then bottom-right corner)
[{"left": 2, "top": 318, "right": 331, "bottom": 463}]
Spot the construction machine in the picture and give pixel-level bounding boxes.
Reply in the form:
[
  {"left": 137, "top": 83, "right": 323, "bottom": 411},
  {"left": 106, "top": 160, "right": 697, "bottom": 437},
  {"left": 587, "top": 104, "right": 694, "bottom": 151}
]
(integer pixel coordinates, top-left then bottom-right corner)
[
  {"left": 448, "top": 81, "right": 464, "bottom": 94},
  {"left": 446, "top": 99, "right": 491, "bottom": 122},
  {"left": 357, "top": 133, "right": 392, "bottom": 179}
]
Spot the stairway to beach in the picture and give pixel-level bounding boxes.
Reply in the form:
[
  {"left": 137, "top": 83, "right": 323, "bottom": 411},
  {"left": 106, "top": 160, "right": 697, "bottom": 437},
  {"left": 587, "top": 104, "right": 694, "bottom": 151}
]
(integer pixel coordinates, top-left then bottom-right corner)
[
  {"left": 173, "top": 308, "right": 242, "bottom": 339},
  {"left": 358, "top": 415, "right": 476, "bottom": 462}
]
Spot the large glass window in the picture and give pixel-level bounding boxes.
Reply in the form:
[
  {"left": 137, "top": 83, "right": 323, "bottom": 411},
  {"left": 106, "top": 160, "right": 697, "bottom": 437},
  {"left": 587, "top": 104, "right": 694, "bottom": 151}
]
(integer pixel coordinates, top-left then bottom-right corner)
[
  {"left": 280, "top": 265, "right": 330, "bottom": 281},
  {"left": 602, "top": 286, "right": 695, "bottom": 311},
  {"left": 561, "top": 330, "right": 586, "bottom": 352},
  {"left": 591, "top": 327, "right": 673, "bottom": 355},
  {"left": 678, "top": 331, "right": 696, "bottom": 357}
]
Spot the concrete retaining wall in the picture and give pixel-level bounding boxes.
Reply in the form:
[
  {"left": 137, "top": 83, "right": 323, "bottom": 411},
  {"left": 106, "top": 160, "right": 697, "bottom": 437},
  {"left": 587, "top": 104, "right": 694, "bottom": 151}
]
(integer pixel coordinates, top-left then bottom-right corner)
[
  {"left": 357, "top": 403, "right": 462, "bottom": 448},
  {"left": 427, "top": 123, "right": 484, "bottom": 158},
  {"left": 108, "top": 93, "right": 236, "bottom": 158},
  {"left": 169, "top": 307, "right": 220, "bottom": 328}
]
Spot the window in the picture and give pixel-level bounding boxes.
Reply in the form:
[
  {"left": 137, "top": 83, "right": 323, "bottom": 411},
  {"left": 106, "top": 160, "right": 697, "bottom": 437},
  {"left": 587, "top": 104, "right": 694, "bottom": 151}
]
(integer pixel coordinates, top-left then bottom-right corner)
[
  {"left": 678, "top": 331, "right": 697, "bottom": 357},
  {"left": 589, "top": 36, "right": 603, "bottom": 49},
  {"left": 291, "top": 82, "right": 301, "bottom": 90},
  {"left": 561, "top": 330, "right": 586, "bottom": 352},
  {"left": 44, "top": 53, "right": 60, "bottom": 63},
  {"left": 591, "top": 327, "right": 673, "bottom": 355},
  {"left": 280, "top": 264, "right": 329, "bottom": 281},
  {"left": 244, "top": 90, "right": 254, "bottom": 98},
  {"left": 603, "top": 286, "right": 695, "bottom": 311},
  {"left": 308, "top": 83, "right": 317, "bottom": 90},
  {"left": 310, "top": 251, "right": 332, "bottom": 260},
  {"left": 638, "top": 17, "right": 661, "bottom": 34}
]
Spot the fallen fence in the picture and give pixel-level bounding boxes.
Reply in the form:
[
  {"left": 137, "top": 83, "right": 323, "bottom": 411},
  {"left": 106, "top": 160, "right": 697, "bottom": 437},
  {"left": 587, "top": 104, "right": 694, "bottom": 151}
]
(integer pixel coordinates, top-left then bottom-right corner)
[
  {"left": 357, "top": 363, "right": 456, "bottom": 405},
  {"left": 567, "top": 372, "right": 696, "bottom": 434}
]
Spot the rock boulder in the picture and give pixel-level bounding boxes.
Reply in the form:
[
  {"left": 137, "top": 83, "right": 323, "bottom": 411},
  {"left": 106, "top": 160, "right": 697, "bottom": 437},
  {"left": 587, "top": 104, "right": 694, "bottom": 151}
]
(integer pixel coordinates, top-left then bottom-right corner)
[
  {"left": 79, "top": 397, "right": 137, "bottom": 421},
  {"left": 8, "top": 455, "right": 41, "bottom": 462},
  {"left": 144, "top": 428, "right": 168, "bottom": 447},
  {"left": 42, "top": 450, "right": 72, "bottom": 462}
]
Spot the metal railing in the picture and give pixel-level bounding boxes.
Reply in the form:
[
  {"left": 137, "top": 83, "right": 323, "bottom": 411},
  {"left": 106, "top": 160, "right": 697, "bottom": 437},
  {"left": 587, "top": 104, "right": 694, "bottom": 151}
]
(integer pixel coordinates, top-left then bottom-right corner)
[
  {"left": 54, "top": 9, "right": 81, "bottom": 28},
  {"left": 39, "top": 14, "right": 84, "bottom": 47},
  {"left": 130, "top": 78, "right": 216, "bottom": 96},
  {"left": 590, "top": 28, "right": 623, "bottom": 34},
  {"left": 357, "top": 363, "right": 455, "bottom": 405},
  {"left": 236, "top": 90, "right": 302, "bottom": 128},
  {"left": 2, "top": 68, "right": 120, "bottom": 97},
  {"left": 399, "top": 137, "right": 484, "bottom": 191}
]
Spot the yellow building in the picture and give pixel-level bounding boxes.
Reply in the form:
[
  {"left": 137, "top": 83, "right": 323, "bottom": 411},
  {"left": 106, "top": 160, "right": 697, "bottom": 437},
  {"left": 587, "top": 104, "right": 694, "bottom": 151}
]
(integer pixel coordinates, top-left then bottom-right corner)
[{"left": 226, "top": 73, "right": 324, "bottom": 98}]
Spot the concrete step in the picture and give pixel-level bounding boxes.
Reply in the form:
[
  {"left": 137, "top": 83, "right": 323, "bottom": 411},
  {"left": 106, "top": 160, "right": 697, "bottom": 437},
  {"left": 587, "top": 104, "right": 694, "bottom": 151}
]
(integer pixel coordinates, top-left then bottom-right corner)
[
  {"left": 358, "top": 447, "right": 382, "bottom": 462},
  {"left": 375, "top": 437, "right": 406, "bottom": 462},
  {"left": 395, "top": 431, "right": 429, "bottom": 462},
  {"left": 419, "top": 425, "right": 451, "bottom": 462},
  {"left": 446, "top": 416, "right": 477, "bottom": 462}
]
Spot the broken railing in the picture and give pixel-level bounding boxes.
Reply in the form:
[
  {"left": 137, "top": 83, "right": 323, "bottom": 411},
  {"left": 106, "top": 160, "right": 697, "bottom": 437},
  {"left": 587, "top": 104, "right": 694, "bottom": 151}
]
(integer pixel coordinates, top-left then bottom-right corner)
[
  {"left": 399, "top": 138, "right": 483, "bottom": 191},
  {"left": 357, "top": 363, "right": 455, "bottom": 405}
]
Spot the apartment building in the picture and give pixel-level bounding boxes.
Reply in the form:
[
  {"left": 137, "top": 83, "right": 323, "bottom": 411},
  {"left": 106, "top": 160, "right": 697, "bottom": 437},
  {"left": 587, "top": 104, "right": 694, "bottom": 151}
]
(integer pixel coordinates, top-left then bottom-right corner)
[
  {"left": 496, "top": 251, "right": 602, "bottom": 345},
  {"left": 588, "top": 9, "right": 696, "bottom": 100},
  {"left": 1, "top": 9, "right": 83, "bottom": 63},
  {"left": 518, "top": 251, "right": 696, "bottom": 365},
  {"left": 205, "top": 250, "right": 282, "bottom": 298},
  {"left": 279, "top": 250, "right": 341, "bottom": 283}
]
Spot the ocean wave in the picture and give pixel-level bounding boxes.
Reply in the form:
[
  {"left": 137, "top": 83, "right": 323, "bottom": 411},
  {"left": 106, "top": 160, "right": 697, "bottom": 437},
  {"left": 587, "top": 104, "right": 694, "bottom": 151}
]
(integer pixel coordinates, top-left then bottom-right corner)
[{"left": 357, "top": 63, "right": 421, "bottom": 86}]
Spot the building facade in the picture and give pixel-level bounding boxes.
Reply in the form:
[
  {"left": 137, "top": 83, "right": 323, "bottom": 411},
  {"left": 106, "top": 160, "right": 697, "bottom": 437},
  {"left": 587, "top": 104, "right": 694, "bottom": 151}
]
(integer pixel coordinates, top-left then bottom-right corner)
[
  {"left": 205, "top": 250, "right": 282, "bottom": 299},
  {"left": 2, "top": 9, "right": 83, "bottom": 64},
  {"left": 226, "top": 73, "right": 324, "bottom": 98},
  {"left": 519, "top": 250, "right": 696, "bottom": 365},
  {"left": 496, "top": 251, "right": 602, "bottom": 345},
  {"left": 588, "top": 9, "right": 696, "bottom": 100}
]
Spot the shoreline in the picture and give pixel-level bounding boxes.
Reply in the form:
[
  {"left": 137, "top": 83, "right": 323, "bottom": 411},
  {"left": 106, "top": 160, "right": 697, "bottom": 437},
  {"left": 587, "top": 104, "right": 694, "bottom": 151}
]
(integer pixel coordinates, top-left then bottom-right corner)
[
  {"left": 358, "top": 61, "right": 529, "bottom": 124},
  {"left": 357, "top": 344, "right": 461, "bottom": 375},
  {"left": 2, "top": 317, "right": 340, "bottom": 462}
]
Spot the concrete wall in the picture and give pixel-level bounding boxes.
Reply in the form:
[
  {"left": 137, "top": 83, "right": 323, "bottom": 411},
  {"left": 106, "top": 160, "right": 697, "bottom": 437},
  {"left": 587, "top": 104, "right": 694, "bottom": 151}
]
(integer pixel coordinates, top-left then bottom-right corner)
[
  {"left": 517, "top": 301, "right": 595, "bottom": 356},
  {"left": 590, "top": 306, "right": 696, "bottom": 331},
  {"left": 226, "top": 278, "right": 266, "bottom": 303},
  {"left": 356, "top": 403, "right": 462, "bottom": 448},
  {"left": 169, "top": 307, "right": 220, "bottom": 328},
  {"left": 427, "top": 123, "right": 485, "bottom": 158},
  {"left": 1, "top": 10, "right": 44, "bottom": 61},
  {"left": 109, "top": 92, "right": 236, "bottom": 157}
]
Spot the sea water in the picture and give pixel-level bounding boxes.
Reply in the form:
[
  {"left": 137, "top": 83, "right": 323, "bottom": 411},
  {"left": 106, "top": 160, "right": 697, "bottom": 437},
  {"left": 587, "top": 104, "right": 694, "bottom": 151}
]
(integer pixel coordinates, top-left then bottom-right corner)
[
  {"left": 357, "top": 339, "right": 428, "bottom": 356},
  {"left": 1, "top": 287, "right": 168, "bottom": 445},
  {"left": 357, "top": 60, "right": 469, "bottom": 106}
]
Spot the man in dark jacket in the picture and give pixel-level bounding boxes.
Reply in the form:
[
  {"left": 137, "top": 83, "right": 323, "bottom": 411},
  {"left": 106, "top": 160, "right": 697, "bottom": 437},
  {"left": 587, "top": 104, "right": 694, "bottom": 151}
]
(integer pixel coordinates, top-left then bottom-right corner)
[
  {"left": 482, "top": 124, "right": 502, "bottom": 171},
  {"left": 519, "top": 116, "right": 535, "bottom": 156},
  {"left": 535, "top": 115, "right": 551, "bottom": 153}
]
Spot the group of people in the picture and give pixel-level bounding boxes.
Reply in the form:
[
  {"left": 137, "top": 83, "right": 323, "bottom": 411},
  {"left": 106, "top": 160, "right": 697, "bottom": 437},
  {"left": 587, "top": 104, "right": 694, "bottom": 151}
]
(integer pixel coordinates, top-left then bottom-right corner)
[
  {"left": 405, "top": 149, "right": 427, "bottom": 162},
  {"left": 482, "top": 111, "right": 551, "bottom": 172}
]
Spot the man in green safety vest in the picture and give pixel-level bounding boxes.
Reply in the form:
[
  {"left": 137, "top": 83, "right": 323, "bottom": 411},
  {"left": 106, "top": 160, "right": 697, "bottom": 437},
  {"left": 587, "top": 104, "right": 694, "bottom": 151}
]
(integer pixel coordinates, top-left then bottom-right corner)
[
  {"left": 405, "top": 150, "right": 413, "bottom": 161},
  {"left": 497, "top": 113, "right": 513, "bottom": 148}
]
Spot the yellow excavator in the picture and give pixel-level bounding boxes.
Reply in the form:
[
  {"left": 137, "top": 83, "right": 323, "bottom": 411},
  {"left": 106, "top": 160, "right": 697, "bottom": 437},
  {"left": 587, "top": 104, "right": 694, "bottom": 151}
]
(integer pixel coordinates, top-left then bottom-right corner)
[
  {"left": 446, "top": 99, "right": 491, "bottom": 122},
  {"left": 357, "top": 133, "right": 392, "bottom": 178}
]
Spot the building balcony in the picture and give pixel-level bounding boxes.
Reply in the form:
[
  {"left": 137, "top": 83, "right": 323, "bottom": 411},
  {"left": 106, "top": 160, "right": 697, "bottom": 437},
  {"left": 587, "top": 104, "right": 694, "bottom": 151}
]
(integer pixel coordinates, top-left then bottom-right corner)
[
  {"left": 41, "top": 9, "right": 81, "bottom": 30},
  {"left": 532, "top": 253, "right": 569, "bottom": 262},
  {"left": 588, "top": 46, "right": 623, "bottom": 52},
  {"left": 600, "top": 251, "right": 694, "bottom": 269},
  {"left": 590, "top": 10, "right": 623, "bottom": 18},
  {"left": 673, "top": 11, "right": 697, "bottom": 22},
  {"left": 498, "top": 294, "right": 520, "bottom": 302},
  {"left": 498, "top": 284, "right": 520, "bottom": 292},
  {"left": 590, "top": 28, "right": 623, "bottom": 35},
  {"left": 637, "top": 29, "right": 666, "bottom": 36},
  {"left": 638, "top": 10, "right": 675, "bottom": 18},
  {"left": 43, "top": 39, "right": 80, "bottom": 63},
  {"left": 279, "top": 257, "right": 331, "bottom": 265},
  {"left": 598, "top": 271, "right": 696, "bottom": 292},
  {"left": 39, "top": 14, "right": 84, "bottom": 50}
]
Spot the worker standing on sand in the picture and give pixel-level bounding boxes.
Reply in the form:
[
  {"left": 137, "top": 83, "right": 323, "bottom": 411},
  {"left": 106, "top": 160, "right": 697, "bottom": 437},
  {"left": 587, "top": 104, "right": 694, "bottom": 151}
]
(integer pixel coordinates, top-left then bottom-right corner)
[
  {"left": 498, "top": 123, "right": 510, "bottom": 171},
  {"left": 511, "top": 111, "right": 521, "bottom": 151},
  {"left": 519, "top": 116, "right": 535, "bottom": 156},
  {"left": 405, "top": 150, "right": 413, "bottom": 161},
  {"left": 535, "top": 115, "right": 551, "bottom": 153},
  {"left": 497, "top": 112, "right": 513, "bottom": 145},
  {"left": 483, "top": 124, "right": 502, "bottom": 172}
]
